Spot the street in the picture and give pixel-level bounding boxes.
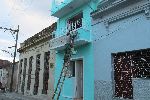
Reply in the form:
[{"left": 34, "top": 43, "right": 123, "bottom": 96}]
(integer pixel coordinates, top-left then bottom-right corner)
[{"left": 0, "top": 91, "right": 50, "bottom": 100}]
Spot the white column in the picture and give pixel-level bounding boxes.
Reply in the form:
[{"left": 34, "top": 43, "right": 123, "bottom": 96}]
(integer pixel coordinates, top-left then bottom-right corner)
[
  {"left": 30, "top": 54, "right": 36, "bottom": 95},
  {"left": 38, "top": 52, "right": 44, "bottom": 95},
  {"left": 48, "top": 68, "right": 54, "bottom": 98},
  {"left": 16, "top": 61, "right": 21, "bottom": 92},
  {"left": 48, "top": 50, "right": 55, "bottom": 97}
]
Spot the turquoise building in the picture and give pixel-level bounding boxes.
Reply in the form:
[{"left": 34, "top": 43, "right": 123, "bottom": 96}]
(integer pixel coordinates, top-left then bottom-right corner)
[{"left": 50, "top": 0, "right": 99, "bottom": 100}]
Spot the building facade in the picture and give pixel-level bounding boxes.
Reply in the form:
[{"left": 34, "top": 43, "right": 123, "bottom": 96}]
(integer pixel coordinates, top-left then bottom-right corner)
[
  {"left": 50, "top": 0, "right": 99, "bottom": 100},
  {"left": 7, "top": 61, "right": 19, "bottom": 91},
  {"left": 0, "top": 59, "right": 17, "bottom": 91},
  {"left": 91, "top": 0, "right": 150, "bottom": 99},
  {"left": 17, "top": 23, "right": 56, "bottom": 97},
  {"left": 0, "top": 64, "right": 8, "bottom": 89}
]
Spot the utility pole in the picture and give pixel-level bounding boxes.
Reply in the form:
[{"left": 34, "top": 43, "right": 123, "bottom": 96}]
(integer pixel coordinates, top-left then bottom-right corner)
[
  {"left": 10, "top": 25, "right": 19, "bottom": 92},
  {"left": 0, "top": 25, "right": 19, "bottom": 92}
]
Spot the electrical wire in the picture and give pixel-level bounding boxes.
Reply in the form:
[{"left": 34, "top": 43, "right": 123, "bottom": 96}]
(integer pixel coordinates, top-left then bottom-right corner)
[{"left": 94, "top": 15, "right": 143, "bottom": 41}]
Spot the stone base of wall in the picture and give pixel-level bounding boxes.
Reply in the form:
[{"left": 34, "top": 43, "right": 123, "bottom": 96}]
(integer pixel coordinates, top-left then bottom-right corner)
[
  {"left": 94, "top": 80, "right": 113, "bottom": 100},
  {"left": 133, "top": 78, "right": 150, "bottom": 100},
  {"left": 25, "top": 90, "right": 32, "bottom": 96}
]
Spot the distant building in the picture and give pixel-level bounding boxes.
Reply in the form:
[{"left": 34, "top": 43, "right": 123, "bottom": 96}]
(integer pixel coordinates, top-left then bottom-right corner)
[
  {"left": 0, "top": 59, "right": 19, "bottom": 91},
  {"left": 0, "top": 69, "right": 8, "bottom": 89},
  {"left": 91, "top": 0, "right": 150, "bottom": 99},
  {"left": 17, "top": 23, "right": 56, "bottom": 97},
  {"left": 0, "top": 59, "right": 11, "bottom": 90},
  {"left": 7, "top": 61, "right": 19, "bottom": 91}
]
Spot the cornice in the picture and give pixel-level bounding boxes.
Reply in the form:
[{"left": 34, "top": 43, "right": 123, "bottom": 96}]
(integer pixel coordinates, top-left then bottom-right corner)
[
  {"left": 18, "top": 35, "right": 52, "bottom": 53},
  {"left": 18, "top": 23, "right": 57, "bottom": 53},
  {"left": 91, "top": 0, "right": 150, "bottom": 26},
  {"left": 91, "top": 0, "right": 130, "bottom": 16}
]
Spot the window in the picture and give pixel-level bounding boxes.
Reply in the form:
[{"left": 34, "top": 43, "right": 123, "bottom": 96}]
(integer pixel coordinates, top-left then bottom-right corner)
[
  {"left": 27, "top": 56, "right": 33, "bottom": 90},
  {"left": 19, "top": 59, "right": 23, "bottom": 74},
  {"left": 113, "top": 49, "right": 150, "bottom": 99},
  {"left": 42, "top": 51, "right": 50, "bottom": 94},
  {"left": 67, "top": 12, "right": 83, "bottom": 31},
  {"left": 33, "top": 54, "right": 41, "bottom": 95},
  {"left": 69, "top": 61, "right": 75, "bottom": 77},
  {"left": 21, "top": 58, "right": 27, "bottom": 94},
  {"left": 19, "top": 59, "right": 23, "bottom": 85},
  {"left": 0, "top": 70, "right": 2, "bottom": 77}
]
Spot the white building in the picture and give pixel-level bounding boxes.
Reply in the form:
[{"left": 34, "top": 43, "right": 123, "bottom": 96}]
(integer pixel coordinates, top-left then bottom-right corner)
[{"left": 17, "top": 23, "right": 56, "bottom": 98}]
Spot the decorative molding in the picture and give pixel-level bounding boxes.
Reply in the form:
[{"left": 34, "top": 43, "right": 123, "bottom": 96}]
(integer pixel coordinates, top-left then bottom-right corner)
[
  {"left": 144, "top": 5, "right": 150, "bottom": 19},
  {"left": 93, "top": 15, "right": 143, "bottom": 41},
  {"left": 106, "top": 2, "right": 150, "bottom": 24},
  {"left": 104, "top": 21, "right": 109, "bottom": 29},
  {"left": 91, "top": 0, "right": 129, "bottom": 17},
  {"left": 92, "top": 0, "right": 150, "bottom": 25}
]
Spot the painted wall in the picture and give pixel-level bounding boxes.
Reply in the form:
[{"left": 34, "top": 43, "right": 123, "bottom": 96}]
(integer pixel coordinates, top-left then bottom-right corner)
[
  {"left": 55, "top": 44, "right": 94, "bottom": 100},
  {"left": 53, "top": 0, "right": 100, "bottom": 37},
  {"left": 52, "top": 0, "right": 99, "bottom": 100},
  {"left": 51, "top": 0, "right": 73, "bottom": 15},
  {"left": 92, "top": 1, "right": 150, "bottom": 99}
]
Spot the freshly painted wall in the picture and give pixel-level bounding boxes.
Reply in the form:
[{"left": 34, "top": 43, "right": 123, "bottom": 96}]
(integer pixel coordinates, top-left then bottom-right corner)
[{"left": 52, "top": 0, "right": 99, "bottom": 100}]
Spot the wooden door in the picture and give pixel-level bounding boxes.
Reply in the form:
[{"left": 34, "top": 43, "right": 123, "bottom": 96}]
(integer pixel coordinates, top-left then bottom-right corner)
[{"left": 75, "top": 60, "right": 83, "bottom": 100}]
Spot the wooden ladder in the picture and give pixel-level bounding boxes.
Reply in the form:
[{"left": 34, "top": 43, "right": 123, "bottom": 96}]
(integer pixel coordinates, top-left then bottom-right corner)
[{"left": 52, "top": 31, "right": 77, "bottom": 100}]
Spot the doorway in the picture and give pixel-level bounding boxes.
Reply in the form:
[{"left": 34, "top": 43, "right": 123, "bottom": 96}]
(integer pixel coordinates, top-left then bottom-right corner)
[{"left": 70, "top": 59, "right": 83, "bottom": 100}]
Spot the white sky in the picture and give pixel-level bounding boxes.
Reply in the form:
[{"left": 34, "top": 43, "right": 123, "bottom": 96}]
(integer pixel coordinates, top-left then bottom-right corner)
[{"left": 0, "top": 0, "right": 57, "bottom": 62}]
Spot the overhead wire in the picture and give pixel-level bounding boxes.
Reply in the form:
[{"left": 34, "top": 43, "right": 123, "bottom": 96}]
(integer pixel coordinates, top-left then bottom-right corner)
[{"left": 94, "top": 15, "right": 143, "bottom": 41}]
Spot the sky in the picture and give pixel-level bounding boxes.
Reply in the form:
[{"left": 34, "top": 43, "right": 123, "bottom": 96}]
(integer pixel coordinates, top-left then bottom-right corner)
[{"left": 0, "top": 0, "right": 57, "bottom": 62}]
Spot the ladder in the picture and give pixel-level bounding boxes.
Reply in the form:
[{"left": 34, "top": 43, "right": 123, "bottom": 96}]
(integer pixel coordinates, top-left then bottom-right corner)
[{"left": 52, "top": 30, "right": 77, "bottom": 100}]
